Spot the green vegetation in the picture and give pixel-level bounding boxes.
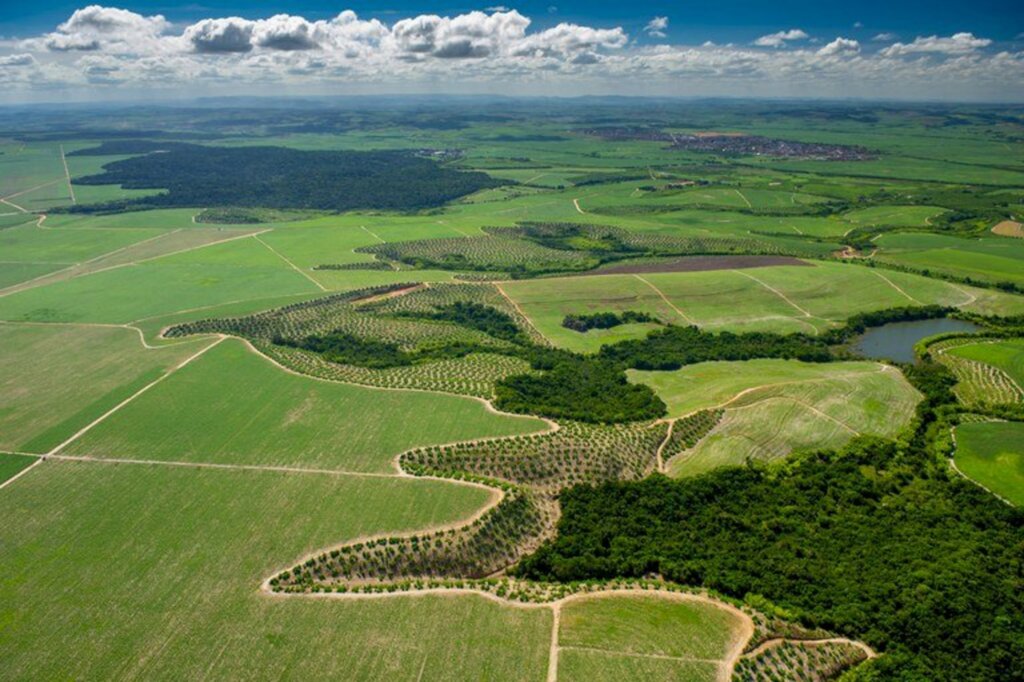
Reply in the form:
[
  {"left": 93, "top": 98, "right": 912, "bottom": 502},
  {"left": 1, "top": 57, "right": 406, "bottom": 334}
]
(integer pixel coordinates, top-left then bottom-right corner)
[
  {"left": 0, "top": 453, "right": 36, "bottom": 484},
  {"left": 64, "top": 339, "right": 545, "bottom": 473},
  {"left": 562, "top": 310, "right": 657, "bottom": 332},
  {"left": 954, "top": 421, "right": 1024, "bottom": 505},
  {"left": 70, "top": 145, "right": 503, "bottom": 212},
  {"left": 0, "top": 461, "right": 551, "bottom": 680},
  {"left": 517, "top": 440, "right": 1024, "bottom": 681}
]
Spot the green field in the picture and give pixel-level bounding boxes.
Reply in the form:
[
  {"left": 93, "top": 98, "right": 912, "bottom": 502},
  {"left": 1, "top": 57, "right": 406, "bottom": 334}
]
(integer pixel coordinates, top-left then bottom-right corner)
[
  {"left": 502, "top": 261, "right": 1019, "bottom": 348},
  {"left": 954, "top": 421, "right": 1024, "bottom": 506},
  {"left": 64, "top": 339, "right": 546, "bottom": 472},
  {"left": 629, "top": 360, "right": 920, "bottom": 477},
  {"left": 0, "top": 323, "right": 208, "bottom": 453},
  {"left": 0, "top": 452, "right": 37, "bottom": 484},
  {"left": 0, "top": 236, "right": 321, "bottom": 323},
  {"left": 3, "top": 102, "right": 1024, "bottom": 681},
  {"left": 947, "top": 339, "right": 1024, "bottom": 388},
  {"left": 0, "top": 460, "right": 551, "bottom": 680},
  {"left": 875, "top": 233, "right": 1024, "bottom": 287}
]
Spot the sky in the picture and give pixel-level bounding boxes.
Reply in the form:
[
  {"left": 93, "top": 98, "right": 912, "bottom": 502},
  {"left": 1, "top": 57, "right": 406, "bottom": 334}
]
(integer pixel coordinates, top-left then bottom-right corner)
[{"left": 0, "top": 2, "right": 1022, "bottom": 103}]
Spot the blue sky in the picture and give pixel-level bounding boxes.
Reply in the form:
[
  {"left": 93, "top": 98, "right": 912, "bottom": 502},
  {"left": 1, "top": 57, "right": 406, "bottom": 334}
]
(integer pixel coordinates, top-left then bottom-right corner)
[
  {"left": 0, "top": 2, "right": 1021, "bottom": 102},
  {"left": 3, "top": 1, "right": 1021, "bottom": 42}
]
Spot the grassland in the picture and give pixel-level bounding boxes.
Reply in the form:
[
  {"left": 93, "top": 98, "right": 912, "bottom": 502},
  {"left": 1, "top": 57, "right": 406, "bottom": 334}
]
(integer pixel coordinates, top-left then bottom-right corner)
[
  {"left": 64, "top": 339, "right": 546, "bottom": 472},
  {"left": 954, "top": 421, "right": 1024, "bottom": 506},
  {"left": 947, "top": 339, "right": 1024, "bottom": 388},
  {"left": 628, "top": 360, "right": 920, "bottom": 477}
]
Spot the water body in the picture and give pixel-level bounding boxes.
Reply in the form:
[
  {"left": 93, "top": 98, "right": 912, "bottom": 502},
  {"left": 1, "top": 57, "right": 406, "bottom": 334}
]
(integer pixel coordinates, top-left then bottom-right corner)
[{"left": 851, "top": 318, "right": 982, "bottom": 363}]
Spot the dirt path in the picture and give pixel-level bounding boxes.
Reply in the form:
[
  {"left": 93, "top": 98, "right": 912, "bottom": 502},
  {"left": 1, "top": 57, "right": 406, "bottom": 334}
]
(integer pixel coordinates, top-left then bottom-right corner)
[
  {"left": 253, "top": 234, "right": 327, "bottom": 291},
  {"left": 654, "top": 420, "right": 674, "bottom": 472},
  {"left": 633, "top": 274, "right": 698, "bottom": 325},
  {"left": 742, "top": 636, "right": 876, "bottom": 660},
  {"left": 734, "top": 189, "right": 753, "bottom": 209},
  {"left": 47, "top": 336, "right": 225, "bottom": 457},
  {"left": 733, "top": 269, "right": 814, "bottom": 318},
  {"left": 359, "top": 225, "right": 385, "bottom": 243},
  {"left": 573, "top": 198, "right": 586, "bottom": 215},
  {"left": 494, "top": 282, "right": 547, "bottom": 340},
  {"left": 546, "top": 601, "right": 562, "bottom": 682},
  {"left": 871, "top": 270, "right": 921, "bottom": 304},
  {"left": 59, "top": 144, "right": 76, "bottom": 205}
]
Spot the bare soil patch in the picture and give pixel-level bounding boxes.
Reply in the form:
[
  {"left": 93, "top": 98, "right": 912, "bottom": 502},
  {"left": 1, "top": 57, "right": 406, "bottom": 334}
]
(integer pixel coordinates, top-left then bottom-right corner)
[
  {"left": 580, "top": 255, "right": 812, "bottom": 276},
  {"left": 992, "top": 220, "right": 1023, "bottom": 238}
]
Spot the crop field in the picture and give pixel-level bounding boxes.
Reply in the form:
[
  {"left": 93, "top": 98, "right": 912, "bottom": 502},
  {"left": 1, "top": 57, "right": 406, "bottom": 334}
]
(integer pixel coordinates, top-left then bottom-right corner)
[
  {"left": 0, "top": 323, "right": 208, "bottom": 453},
  {"left": 3, "top": 100, "right": 1024, "bottom": 681},
  {"left": 501, "top": 261, "right": 1012, "bottom": 347},
  {"left": 874, "top": 233, "right": 1024, "bottom": 287},
  {"left": 0, "top": 452, "right": 36, "bottom": 484},
  {"left": 934, "top": 338, "right": 1024, "bottom": 406},
  {"left": 64, "top": 339, "right": 546, "bottom": 472},
  {"left": 954, "top": 421, "right": 1024, "bottom": 506},
  {"left": 630, "top": 360, "right": 920, "bottom": 476},
  {"left": 556, "top": 594, "right": 745, "bottom": 682},
  {"left": 0, "top": 460, "right": 552, "bottom": 680}
]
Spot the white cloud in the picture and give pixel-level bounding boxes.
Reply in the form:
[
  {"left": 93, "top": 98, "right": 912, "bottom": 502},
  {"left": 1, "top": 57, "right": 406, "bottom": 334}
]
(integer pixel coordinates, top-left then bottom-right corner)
[
  {"left": 818, "top": 37, "right": 860, "bottom": 56},
  {"left": 0, "top": 7, "right": 1018, "bottom": 101},
  {"left": 753, "top": 28, "right": 808, "bottom": 48},
  {"left": 31, "top": 5, "right": 170, "bottom": 54},
  {"left": 0, "top": 53, "right": 35, "bottom": 67},
  {"left": 854, "top": 21, "right": 863, "bottom": 29},
  {"left": 872, "top": 32, "right": 898, "bottom": 42},
  {"left": 185, "top": 18, "right": 254, "bottom": 53},
  {"left": 881, "top": 32, "right": 992, "bottom": 57},
  {"left": 645, "top": 17, "right": 668, "bottom": 39}
]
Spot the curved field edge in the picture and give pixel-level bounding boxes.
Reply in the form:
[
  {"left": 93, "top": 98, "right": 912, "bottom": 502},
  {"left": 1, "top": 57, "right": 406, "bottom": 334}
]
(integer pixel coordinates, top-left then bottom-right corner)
[{"left": 951, "top": 421, "right": 1024, "bottom": 506}]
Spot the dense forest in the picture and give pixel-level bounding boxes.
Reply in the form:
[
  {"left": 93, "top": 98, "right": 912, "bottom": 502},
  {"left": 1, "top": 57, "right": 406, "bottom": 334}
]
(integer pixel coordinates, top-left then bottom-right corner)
[{"left": 69, "top": 143, "right": 502, "bottom": 212}]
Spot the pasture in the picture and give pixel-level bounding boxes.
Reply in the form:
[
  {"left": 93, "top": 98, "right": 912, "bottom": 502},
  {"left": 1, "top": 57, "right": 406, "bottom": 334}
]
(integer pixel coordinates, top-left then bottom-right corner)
[{"left": 954, "top": 421, "right": 1024, "bottom": 506}]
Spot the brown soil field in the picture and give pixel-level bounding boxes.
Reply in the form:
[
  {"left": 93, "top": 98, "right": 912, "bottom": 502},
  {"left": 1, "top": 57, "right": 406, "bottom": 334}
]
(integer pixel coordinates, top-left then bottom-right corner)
[{"left": 992, "top": 220, "right": 1023, "bottom": 238}]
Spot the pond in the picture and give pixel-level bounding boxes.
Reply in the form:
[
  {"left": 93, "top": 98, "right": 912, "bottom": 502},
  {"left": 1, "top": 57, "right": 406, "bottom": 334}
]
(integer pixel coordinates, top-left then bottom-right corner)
[{"left": 850, "top": 317, "right": 982, "bottom": 363}]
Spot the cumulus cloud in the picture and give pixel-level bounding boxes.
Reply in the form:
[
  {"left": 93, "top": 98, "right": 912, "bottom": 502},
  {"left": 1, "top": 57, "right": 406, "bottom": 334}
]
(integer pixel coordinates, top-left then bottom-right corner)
[
  {"left": 645, "top": 17, "right": 668, "bottom": 39},
  {"left": 818, "top": 37, "right": 860, "bottom": 56},
  {"left": 0, "top": 6, "right": 1018, "bottom": 101},
  {"left": 872, "top": 32, "right": 898, "bottom": 42},
  {"left": 881, "top": 32, "right": 992, "bottom": 57},
  {"left": 185, "top": 18, "right": 254, "bottom": 53},
  {"left": 0, "top": 53, "right": 36, "bottom": 67},
  {"left": 31, "top": 5, "right": 169, "bottom": 54},
  {"left": 753, "top": 29, "right": 808, "bottom": 48}
]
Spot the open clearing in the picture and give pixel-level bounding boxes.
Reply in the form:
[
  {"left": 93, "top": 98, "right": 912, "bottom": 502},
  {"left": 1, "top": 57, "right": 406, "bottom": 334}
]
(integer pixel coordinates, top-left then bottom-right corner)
[
  {"left": 63, "top": 339, "right": 546, "bottom": 472},
  {"left": 629, "top": 359, "right": 920, "bottom": 477},
  {"left": 954, "top": 421, "right": 1024, "bottom": 506},
  {"left": 992, "top": 220, "right": 1023, "bottom": 238}
]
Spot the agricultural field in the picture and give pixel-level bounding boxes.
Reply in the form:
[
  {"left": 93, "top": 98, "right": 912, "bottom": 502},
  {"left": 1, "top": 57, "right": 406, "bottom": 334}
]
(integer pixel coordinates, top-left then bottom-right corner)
[
  {"left": 2, "top": 99, "right": 1024, "bottom": 682},
  {"left": 502, "top": 261, "right": 1019, "bottom": 349},
  {"left": 631, "top": 360, "right": 920, "bottom": 476},
  {"left": 954, "top": 421, "right": 1024, "bottom": 506}
]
